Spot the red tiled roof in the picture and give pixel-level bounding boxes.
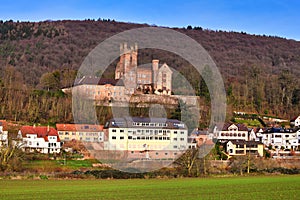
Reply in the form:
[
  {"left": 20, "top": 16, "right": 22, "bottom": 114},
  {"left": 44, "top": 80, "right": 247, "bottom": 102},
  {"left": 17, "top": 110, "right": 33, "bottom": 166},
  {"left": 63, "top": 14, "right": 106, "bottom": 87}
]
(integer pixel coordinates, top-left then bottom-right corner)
[
  {"left": 56, "top": 124, "right": 104, "bottom": 132},
  {"left": 20, "top": 126, "right": 60, "bottom": 142},
  {"left": 0, "top": 120, "right": 7, "bottom": 131}
]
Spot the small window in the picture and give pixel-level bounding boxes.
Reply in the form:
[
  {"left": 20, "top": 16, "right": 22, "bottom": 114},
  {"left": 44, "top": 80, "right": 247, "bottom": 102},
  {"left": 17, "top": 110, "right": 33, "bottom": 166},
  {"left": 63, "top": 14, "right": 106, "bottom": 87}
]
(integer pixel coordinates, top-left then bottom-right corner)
[
  {"left": 120, "top": 136, "right": 124, "bottom": 140},
  {"left": 112, "top": 129, "right": 117, "bottom": 132},
  {"left": 112, "top": 136, "right": 116, "bottom": 140}
]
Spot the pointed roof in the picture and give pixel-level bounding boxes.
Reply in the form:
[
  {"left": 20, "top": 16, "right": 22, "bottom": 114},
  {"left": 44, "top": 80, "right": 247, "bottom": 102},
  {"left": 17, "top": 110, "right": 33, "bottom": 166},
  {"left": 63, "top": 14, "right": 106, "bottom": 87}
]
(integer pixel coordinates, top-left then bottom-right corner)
[
  {"left": 221, "top": 123, "right": 248, "bottom": 131},
  {"left": 290, "top": 115, "right": 300, "bottom": 122},
  {"left": 20, "top": 126, "right": 60, "bottom": 142},
  {"left": 159, "top": 63, "right": 173, "bottom": 73}
]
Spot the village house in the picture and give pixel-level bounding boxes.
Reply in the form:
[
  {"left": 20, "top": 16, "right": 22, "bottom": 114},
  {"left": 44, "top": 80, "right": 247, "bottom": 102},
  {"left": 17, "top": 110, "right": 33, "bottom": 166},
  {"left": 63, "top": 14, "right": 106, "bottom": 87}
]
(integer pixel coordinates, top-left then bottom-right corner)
[
  {"left": 217, "top": 123, "right": 249, "bottom": 142},
  {"left": 226, "top": 140, "right": 264, "bottom": 157},
  {"left": 56, "top": 124, "right": 104, "bottom": 142},
  {"left": 18, "top": 125, "right": 62, "bottom": 154},
  {"left": 248, "top": 128, "right": 265, "bottom": 142},
  {"left": 262, "top": 127, "right": 299, "bottom": 150},
  {"left": 290, "top": 115, "right": 300, "bottom": 127},
  {"left": 0, "top": 120, "right": 8, "bottom": 146}
]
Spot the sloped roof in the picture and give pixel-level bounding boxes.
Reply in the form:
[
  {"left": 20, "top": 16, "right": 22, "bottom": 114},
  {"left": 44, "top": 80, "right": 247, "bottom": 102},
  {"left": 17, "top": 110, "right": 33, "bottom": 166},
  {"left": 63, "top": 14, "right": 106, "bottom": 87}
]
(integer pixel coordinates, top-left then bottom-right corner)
[
  {"left": 56, "top": 124, "right": 104, "bottom": 132},
  {"left": 74, "top": 76, "right": 124, "bottom": 86},
  {"left": 229, "top": 140, "right": 263, "bottom": 145},
  {"left": 290, "top": 115, "right": 300, "bottom": 122},
  {"left": 20, "top": 126, "right": 60, "bottom": 142},
  {"left": 263, "top": 127, "right": 296, "bottom": 133},
  {"left": 222, "top": 123, "right": 248, "bottom": 131}
]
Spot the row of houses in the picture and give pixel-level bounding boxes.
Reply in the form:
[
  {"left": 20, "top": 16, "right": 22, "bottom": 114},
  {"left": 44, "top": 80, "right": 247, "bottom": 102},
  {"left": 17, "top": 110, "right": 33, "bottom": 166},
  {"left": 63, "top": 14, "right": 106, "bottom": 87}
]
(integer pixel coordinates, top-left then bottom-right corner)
[
  {"left": 213, "top": 116, "right": 300, "bottom": 157},
  {"left": 1, "top": 118, "right": 191, "bottom": 160},
  {"left": 1, "top": 115, "right": 299, "bottom": 160}
]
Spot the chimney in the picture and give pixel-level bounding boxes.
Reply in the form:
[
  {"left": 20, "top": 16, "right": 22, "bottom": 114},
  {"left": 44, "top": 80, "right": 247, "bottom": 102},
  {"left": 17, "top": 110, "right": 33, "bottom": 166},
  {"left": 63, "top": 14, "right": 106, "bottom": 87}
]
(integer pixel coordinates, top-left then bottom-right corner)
[
  {"left": 152, "top": 59, "right": 159, "bottom": 71},
  {"left": 152, "top": 59, "right": 159, "bottom": 85},
  {"left": 47, "top": 125, "right": 50, "bottom": 132}
]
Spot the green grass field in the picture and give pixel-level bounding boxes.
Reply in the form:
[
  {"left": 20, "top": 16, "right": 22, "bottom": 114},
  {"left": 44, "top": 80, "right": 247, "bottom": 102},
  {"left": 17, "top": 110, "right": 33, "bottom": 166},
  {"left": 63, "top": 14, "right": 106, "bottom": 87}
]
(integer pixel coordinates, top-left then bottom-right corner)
[{"left": 0, "top": 175, "right": 299, "bottom": 200}]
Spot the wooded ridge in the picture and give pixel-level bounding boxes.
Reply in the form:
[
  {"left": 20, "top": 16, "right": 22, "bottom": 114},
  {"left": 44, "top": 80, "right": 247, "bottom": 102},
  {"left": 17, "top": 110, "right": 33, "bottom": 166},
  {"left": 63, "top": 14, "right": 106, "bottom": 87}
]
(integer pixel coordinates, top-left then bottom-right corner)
[{"left": 0, "top": 19, "right": 299, "bottom": 123}]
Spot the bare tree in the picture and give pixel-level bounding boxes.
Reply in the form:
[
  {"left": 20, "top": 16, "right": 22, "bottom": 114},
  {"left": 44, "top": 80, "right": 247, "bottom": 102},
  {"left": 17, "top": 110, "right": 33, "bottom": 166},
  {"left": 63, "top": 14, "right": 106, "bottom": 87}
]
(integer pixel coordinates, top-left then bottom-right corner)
[
  {"left": 175, "top": 148, "right": 199, "bottom": 176},
  {"left": 0, "top": 140, "right": 24, "bottom": 172}
]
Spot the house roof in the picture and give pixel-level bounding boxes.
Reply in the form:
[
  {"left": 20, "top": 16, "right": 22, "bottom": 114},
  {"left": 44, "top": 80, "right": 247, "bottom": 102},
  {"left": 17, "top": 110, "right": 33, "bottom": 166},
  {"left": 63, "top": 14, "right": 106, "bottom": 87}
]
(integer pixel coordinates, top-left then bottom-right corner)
[
  {"left": 74, "top": 76, "right": 124, "bottom": 86},
  {"left": 105, "top": 117, "right": 186, "bottom": 129},
  {"left": 222, "top": 123, "right": 248, "bottom": 131},
  {"left": 20, "top": 126, "right": 60, "bottom": 142},
  {"left": 0, "top": 120, "right": 7, "bottom": 131},
  {"left": 263, "top": 127, "right": 296, "bottom": 133},
  {"left": 56, "top": 124, "right": 104, "bottom": 132},
  {"left": 290, "top": 115, "right": 300, "bottom": 122},
  {"left": 229, "top": 140, "right": 263, "bottom": 145}
]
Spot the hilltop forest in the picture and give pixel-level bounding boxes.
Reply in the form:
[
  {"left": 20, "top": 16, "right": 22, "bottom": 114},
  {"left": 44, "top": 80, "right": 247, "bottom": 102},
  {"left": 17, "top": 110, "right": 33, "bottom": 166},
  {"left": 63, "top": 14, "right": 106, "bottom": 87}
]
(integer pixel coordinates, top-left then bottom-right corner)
[{"left": 0, "top": 19, "right": 299, "bottom": 125}]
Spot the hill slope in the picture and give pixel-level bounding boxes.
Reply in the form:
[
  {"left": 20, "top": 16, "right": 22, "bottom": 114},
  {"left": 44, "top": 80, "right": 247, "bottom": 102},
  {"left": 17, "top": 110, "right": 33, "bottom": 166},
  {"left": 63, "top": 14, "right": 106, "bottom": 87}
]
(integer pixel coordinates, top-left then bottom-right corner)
[{"left": 0, "top": 19, "right": 299, "bottom": 120}]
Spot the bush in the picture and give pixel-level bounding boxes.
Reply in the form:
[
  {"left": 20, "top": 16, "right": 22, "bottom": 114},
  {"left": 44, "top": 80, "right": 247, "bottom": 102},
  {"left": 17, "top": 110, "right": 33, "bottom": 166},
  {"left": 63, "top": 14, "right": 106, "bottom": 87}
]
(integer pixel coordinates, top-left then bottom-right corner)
[{"left": 39, "top": 175, "right": 48, "bottom": 180}]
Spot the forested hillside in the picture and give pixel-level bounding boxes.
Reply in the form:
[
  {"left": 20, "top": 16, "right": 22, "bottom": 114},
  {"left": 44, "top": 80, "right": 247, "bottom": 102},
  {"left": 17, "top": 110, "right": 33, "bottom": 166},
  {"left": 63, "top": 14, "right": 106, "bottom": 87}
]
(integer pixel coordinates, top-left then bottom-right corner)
[{"left": 0, "top": 19, "right": 299, "bottom": 124}]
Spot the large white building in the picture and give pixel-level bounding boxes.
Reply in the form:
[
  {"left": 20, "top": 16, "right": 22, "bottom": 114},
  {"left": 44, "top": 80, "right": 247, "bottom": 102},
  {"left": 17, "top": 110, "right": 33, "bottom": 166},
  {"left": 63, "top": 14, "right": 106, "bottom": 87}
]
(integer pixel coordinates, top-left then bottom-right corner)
[
  {"left": 18, "top": 126, "right": 62, "bottom": 154},
  {"left": 103, "top": 117, "right": 188, "bottom": 160}
]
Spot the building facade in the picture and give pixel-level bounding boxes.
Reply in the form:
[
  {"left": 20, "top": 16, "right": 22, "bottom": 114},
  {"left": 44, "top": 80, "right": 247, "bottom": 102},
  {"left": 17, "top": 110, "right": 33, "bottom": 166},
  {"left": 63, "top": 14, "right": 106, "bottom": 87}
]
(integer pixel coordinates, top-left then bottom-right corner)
[
  {"left": 262, "top": 127, "right": 299, "bottom": 150},
  {"left": 226, "top": 140, "right": 264, "bottom": 157},
  {"left": 104, "top": 117, "right": 188, "bottom": 159},
  {"left": 56, "top": 124, "right": 104, "bottom": 142},
  {"left": 217, "top": 123, "right": 249, "bottom": 141},
  {"left": 18, "top": 126, "right": 61, "bottom": 154}
]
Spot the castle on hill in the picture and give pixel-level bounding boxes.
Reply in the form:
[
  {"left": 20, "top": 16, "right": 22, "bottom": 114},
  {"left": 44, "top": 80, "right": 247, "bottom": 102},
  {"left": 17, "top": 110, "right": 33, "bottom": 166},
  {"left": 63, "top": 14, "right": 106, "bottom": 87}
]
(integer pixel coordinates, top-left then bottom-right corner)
[
  {"left": 115, "top": 43, "right": 172, "bottom": 95},
  {"left": 64, "top": 43, "right": 174, "bottom": 103}
]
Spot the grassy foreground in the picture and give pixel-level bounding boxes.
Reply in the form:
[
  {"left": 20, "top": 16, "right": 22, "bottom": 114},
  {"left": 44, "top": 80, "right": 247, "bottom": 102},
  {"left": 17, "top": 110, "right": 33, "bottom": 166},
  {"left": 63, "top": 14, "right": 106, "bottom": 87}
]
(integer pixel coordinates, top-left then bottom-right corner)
[{"left": 0, "top": 175, "right": 299, "bottom": 200}]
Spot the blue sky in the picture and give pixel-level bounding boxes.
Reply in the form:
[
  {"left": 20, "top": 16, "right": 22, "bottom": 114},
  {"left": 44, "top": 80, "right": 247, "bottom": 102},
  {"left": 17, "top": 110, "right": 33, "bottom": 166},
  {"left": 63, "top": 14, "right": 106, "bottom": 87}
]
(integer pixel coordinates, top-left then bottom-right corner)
[{"left": 0, "top": 0, "right": 299, "bottom": 40}]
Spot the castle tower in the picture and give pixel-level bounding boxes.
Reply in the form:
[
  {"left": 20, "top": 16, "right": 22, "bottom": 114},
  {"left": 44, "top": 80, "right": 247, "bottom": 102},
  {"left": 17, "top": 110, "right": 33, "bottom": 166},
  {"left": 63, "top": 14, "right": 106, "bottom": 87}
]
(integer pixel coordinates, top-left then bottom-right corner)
[
  {"left": 115, "top": 43, "right": 138, "bottom": 90},
  {"left": 115, "top": 43, "right": 138, "bottom": 79}
]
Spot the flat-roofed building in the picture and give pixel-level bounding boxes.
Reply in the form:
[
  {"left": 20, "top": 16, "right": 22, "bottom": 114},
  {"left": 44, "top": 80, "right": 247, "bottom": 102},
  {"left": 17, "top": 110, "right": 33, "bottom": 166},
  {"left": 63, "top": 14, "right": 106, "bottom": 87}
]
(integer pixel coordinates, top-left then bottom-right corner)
[{"left": 104, "top": 117, "right": 188, "bottom": 160}]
